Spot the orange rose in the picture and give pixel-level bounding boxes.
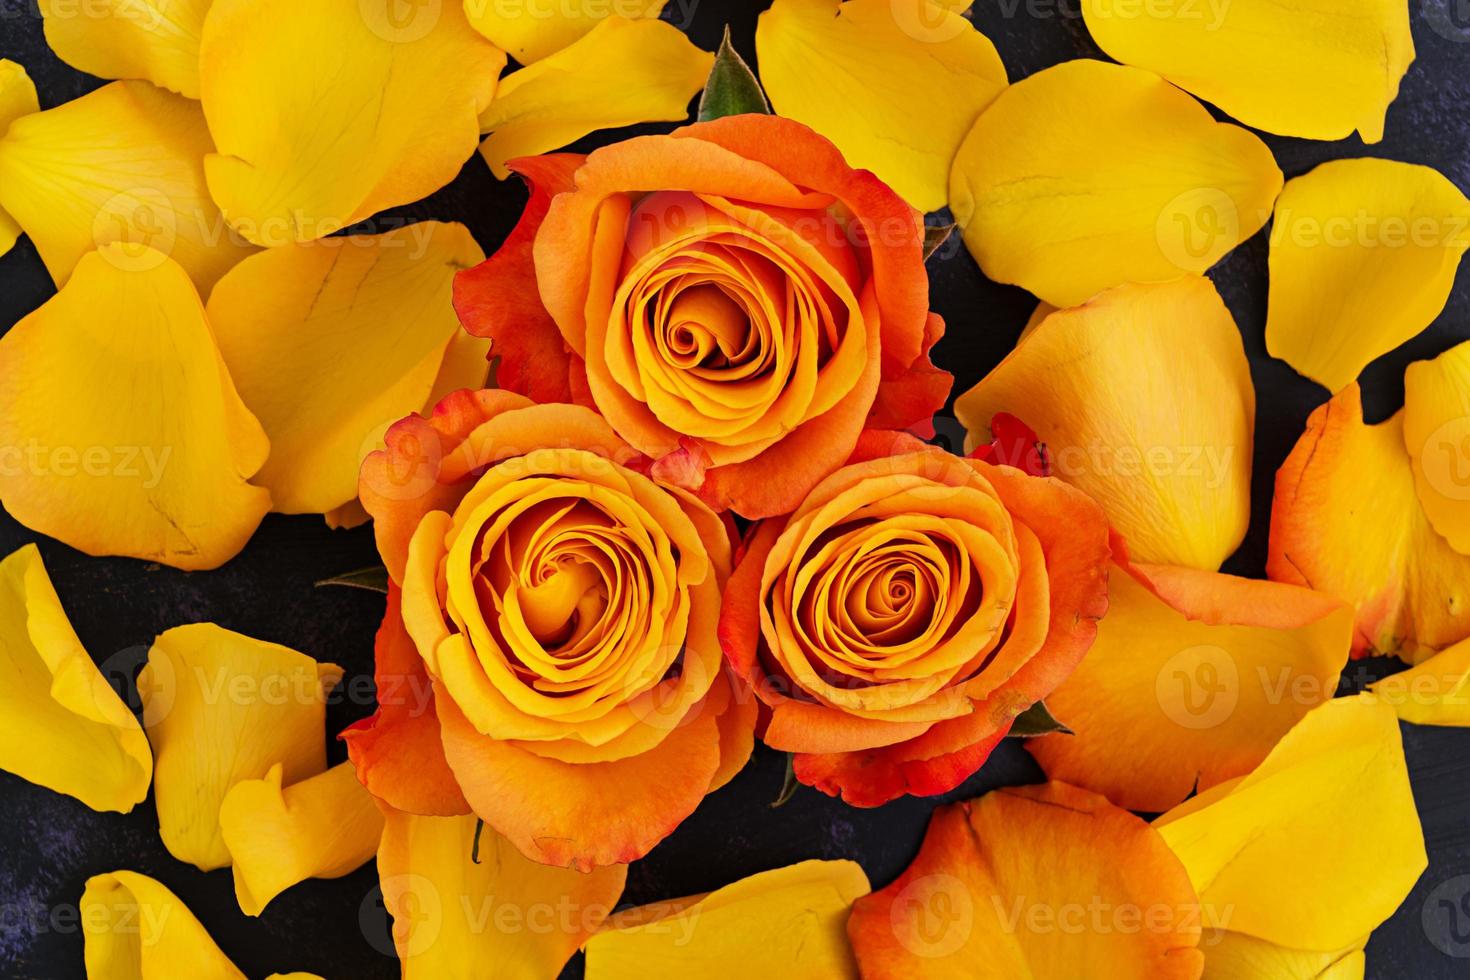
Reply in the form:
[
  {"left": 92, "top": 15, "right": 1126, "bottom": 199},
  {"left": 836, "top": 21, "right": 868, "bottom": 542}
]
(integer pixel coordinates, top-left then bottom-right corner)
[
  {"left": 344, "top": 390, "right": 755, "bottom": 870},
  {"left": 454, "top": 115, "right": 950, "bottom": 519},
  {"left": 719, "top": 432, "right": 1111, "bottom": 807}
]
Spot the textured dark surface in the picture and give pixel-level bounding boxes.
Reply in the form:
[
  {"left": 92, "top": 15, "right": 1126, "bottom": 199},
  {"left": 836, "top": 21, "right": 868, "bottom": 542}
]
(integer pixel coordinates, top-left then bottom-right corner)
[{"left": 1, "top": 0, "right": 1469, "bottom": 977}]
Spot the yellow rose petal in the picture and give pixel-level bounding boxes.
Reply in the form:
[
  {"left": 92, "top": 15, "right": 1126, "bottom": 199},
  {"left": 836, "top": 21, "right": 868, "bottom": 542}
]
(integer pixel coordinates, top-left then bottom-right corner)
[
  {"left": 0, "top": 59, "right": 38, "bottom": 258},
  {"left": 82, "top": 871, "right": 245, "bottom": 980},
  {"left": 949, "top": 59, "right": 1281, "bottom": 308},
  {"left": 39, "top": 0, "right": 213, "bottom": 98},
  {"left": 0, "top": 544, "right": 151, "bottom": 812},
  {"left": 1266, "top": 159, "right": 1470, "bottom": 393},
  {"left": 756, "top": 0, "right": 1007, "bottom": 212},
  {"left": 207, "top": 222, "right": 485, "bottom": 514},
  {"left": 1369, "top": 635, "right": 1470, "bottom": 726},
  {"left": 220, "top": 761, "right": 384, "bottom": 916},
  {"left": 464, "top": 0, "right": 666, "bottom": 63},
  {"left": 1156, "top": 696, "right": 1426, "bottom": 953},
  {"left": 956, "top": 276, "right": 1254, "bottom": 569},
  {"left": 1268, "top": 385, "right": 1470, "bottom": 662},
  {"left": 200, "top": 0, "right": 504, "bottom": 245},
  {"left": 0, "top": 247, "right": 270, "bottom": 570},
  {"left": 1082, "top": 0, "right": 1412, "bottom": 143},
  {"left": 378, "top": 808, "right": 626, "bottom": 979},
  {"left": 1404, "top": 340, "right": 1470, "bottom": 553},
  {"left": 140, "top": 624, "right": 343, "bottom": 870},
  {"left": 1203, "top": 933, "right": 1366, "bottom": 980},
  {"left": 0, "top": 80, "right": 257, "bottom": 290},
  {"left": 585, "top": 860, "right": 870, "bottom": 979},
  {"left": 477, "top": 17, "right": 712, "bottom": 179}
]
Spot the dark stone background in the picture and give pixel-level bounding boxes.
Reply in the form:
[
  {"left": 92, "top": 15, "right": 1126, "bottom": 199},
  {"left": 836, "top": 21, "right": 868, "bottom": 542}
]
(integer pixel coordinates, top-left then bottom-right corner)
[{"left": 2, "top": 0, "right": 1469, "bottom": 976}]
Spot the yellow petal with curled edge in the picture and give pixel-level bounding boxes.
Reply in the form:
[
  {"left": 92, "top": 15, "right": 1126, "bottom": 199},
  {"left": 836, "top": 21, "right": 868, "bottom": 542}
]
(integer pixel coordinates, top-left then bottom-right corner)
[
  {"left": 1156, "top": 696, "right": 1426, "bottom": 953},
  {"left": 1404, "top": 340, "right": 1470, "bottom": 553},
  {"left": 1369, "top": 635, "right": 1470, "bottom": 726},
  {"left": 1028, "top": 563, "right": 1353, "bottom": 813},
  {"left": 1082, "top": 0, "right": 1411, "bottom": 144},
  {"left": 220, "top": 761, "right": 384, "bottom": 916},
  {"left": 200, "top": 0, "right": 504, "bottom": 246},
  {"left": 585, "top": 860, "right": 870, "bottom": 979},
  {"left": 39, "top": 0, "right": 213, "bottom": 98},
  {"left": 0, "top": 544, "right": 151, "bottom": 812},
  {"left": 0, "top": 247, "right": 270, "bottom": 570},
  {"left": 1268, "top": 385, "right": 1470, "bottom": 662},
  {"left": 949, "top": 59, "right": 1281, "bottom": 308},
  {"left": 464, "top": 0, "right": 666, "bottom": 63},
  {"left": 0, "top": 80, "right": 257, "bottom": 290},
  {"left": 206, "top": 222, "right": 485, "bottom": 515},
  {"left": 1266, "top": 160, "right": 1470, "bottom": 393},
  {"left": 82, "top": 871, "right": 246, "bottom": 980},
  {"left": 956, "top": 276, "right": 1254, "bottom": 569},
  {"left": 378, "top": 807, "right": 627, "bottom": 980},
  {"left": 139, "top": 623, "right": 343, "bottom": 871},
  {"left": 0, "top": 59, "right": 38, "bottom": 259},
  {"left": 756, "top": 0, "right": 1006, "bottom": 212},
  {"left": 1203, "top": 933, "right": 1366, "bottom": 980},
  {"left": 477, "top": 17, "right": 712, "bottom": 180}
]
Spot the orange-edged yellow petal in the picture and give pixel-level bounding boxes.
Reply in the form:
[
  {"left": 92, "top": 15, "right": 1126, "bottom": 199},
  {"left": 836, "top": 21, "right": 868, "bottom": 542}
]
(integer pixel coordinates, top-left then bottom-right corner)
[
  {"left": 585, "top": 860, "right": 870, "bottom": 979},
  {"left": 1156, "top": 696, "right": 1425, "bottom": 952},
  {"left": 219, "top": 761, "right": 384, "bottom": 916},
  {"left": 0, "top": 80, "right": 257, "bottom": 290},
  {"left": 755, "top": 0, "right": 1007, "bottom": 212},
  {"left": 949, "top": 59, "right": 1281, "bottom": 308},
  {"left": 139, "top": 623, "right": 343, "bottom": 871},
  {"left": 1268, "top": 385, "right": 1470, "bottom": 662},
  {"left": 0, "top": 59, "right": 37, "bottom": 259},
  {"left": 1369, "top": 635, "right": 1470, "bottom": 726},
  {"left": 1028, "top": 563, "right": 1352, "bottom": 813},
  {"left": 39, "top": 0, "right": 212, "bottom": 98},
  {"left": 378, "top": 807, "right": 626, "bottom": 979},
  {"left": 0, "top": 544, "right": 151, "bottom": 812},
  {"left": 477, "top": 17, "right": 711, "bottom": 180},
  {"left": 1082, "top": 0, "right": 1412, "bottom": 144},
  {"left": 1404, "top": 339, "right": 1470, "bottom": 553},
  {"left": 200, "top": 0, "right": 504, "bottom": 246},
  {"left": 0, "top": 246, "right": 270, "bottom": 570},
  {"left": 956, "top": 276, "right": 1254, "bottom": 569},
  {"left": 81, "top": 870, "right": 245, "bottom": 980},
  {"left": 848, "top": 781, "right": 1205, "bottom": 978},
  {"left": 463, "top": 0, "right": 666, "bottom": 63},
  {"left": 1265, "top": 159, "right": 1470, "bottom": 393},
  {"left": 206, "top": 222, "right": 485, "bottom": 514},
  {"left": 1202, "top": 933, "right": 1366, "bottom": 980}
]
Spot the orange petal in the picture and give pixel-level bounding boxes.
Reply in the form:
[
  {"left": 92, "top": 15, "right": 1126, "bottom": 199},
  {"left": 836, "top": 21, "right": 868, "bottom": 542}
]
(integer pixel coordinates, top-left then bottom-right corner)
[
  {"left": 1028, "top": 563, "right": 1353, "bottom": 812},
  {"left": 1268, "top": 384, "right": 1470, "bottom": 662},
  {"left": 848, "top": 782, "right": 1205, "bottom": 978}
]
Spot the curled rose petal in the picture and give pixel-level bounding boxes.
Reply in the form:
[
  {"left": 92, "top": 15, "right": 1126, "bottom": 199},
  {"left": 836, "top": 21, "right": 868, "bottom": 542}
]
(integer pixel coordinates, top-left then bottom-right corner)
[
  {"left": 463, "top": 0, "right": 666, "bottom": 64},
  {"left": 1027, "top": 562, "right": 1353, "bottom": 812},
  {"left": 39, "top": 0, "right": 212, "bottom": 97},
  {"left": 0, "top": 544, "right": 152, "bottom": 813},
  {"left": 1156, "top": 696, "right": 1426, "bottom": 954},
  {"left": 1403, "top": 340, "right": 1470, "bottom": 553},
  {"left": 0, "top": 80, "right": 257, "bottom": 290},
  {"left": 207, "top": 222, "right": 485, "bottom": 515},
  {"left": 219, "top": 762, "right": 384, "bottom": 916},
  {"left": 956, "top": 276, "right": 1254, "bottom": 570},
  {"left": 199, "top": 0, "right": 504, "bottom": 245},
  {"left": 0, "top": 247, "right": 270, "bottom": 570},
  {"left": 585, "top": 860, "right": 870, "bottom": 978},
  {"left": 1265, "top": 159, "right": 1470, "bottom": 393},
  {"left": 949, "top": 59, "right": 1281, "bottom": 308},
  {"left": 1082, "top": 0, "right": 1413, "bottom": 143},
  {"left": 756, "top": 0, "right": 1007, "bottom": 211},
  {"left": 848, "top": 782, "right": 1205, "bottom": 978},
  {"left": 1368, "top": 635, "right": 1470, "bottom": 726},
  {"left": 378, "top": 807, "right": 626, "bottom": 978},
  {"left": 81, "top": 871, "right": 247, "bottom": 979},
  {"left": 1268, "top": 384, "right": 1470, "bottom": 661},
  {"left": 140, "top": 624, "right": 342, "bottom": 870},
  {"left": 477, "top": 18, "right": 713, "bottom": 180}
]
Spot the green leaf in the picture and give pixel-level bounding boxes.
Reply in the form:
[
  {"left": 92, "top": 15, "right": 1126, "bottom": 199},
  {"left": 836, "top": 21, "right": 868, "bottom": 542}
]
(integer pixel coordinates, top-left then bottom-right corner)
[
  {"left": 923, "top": 223, "right": 956, "bottom": 261},
  {"left": 314, "top": 565, "right": 390, "bottom": 594},
  {"left": 698, "top": 26, "right": 770, "bottom": 122},
  {"left": 770, "top": 752, "right": 800, "bottom": 808},
  {"left": 1007, "top": 700, "right": 1072, "bottom": 738}
]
